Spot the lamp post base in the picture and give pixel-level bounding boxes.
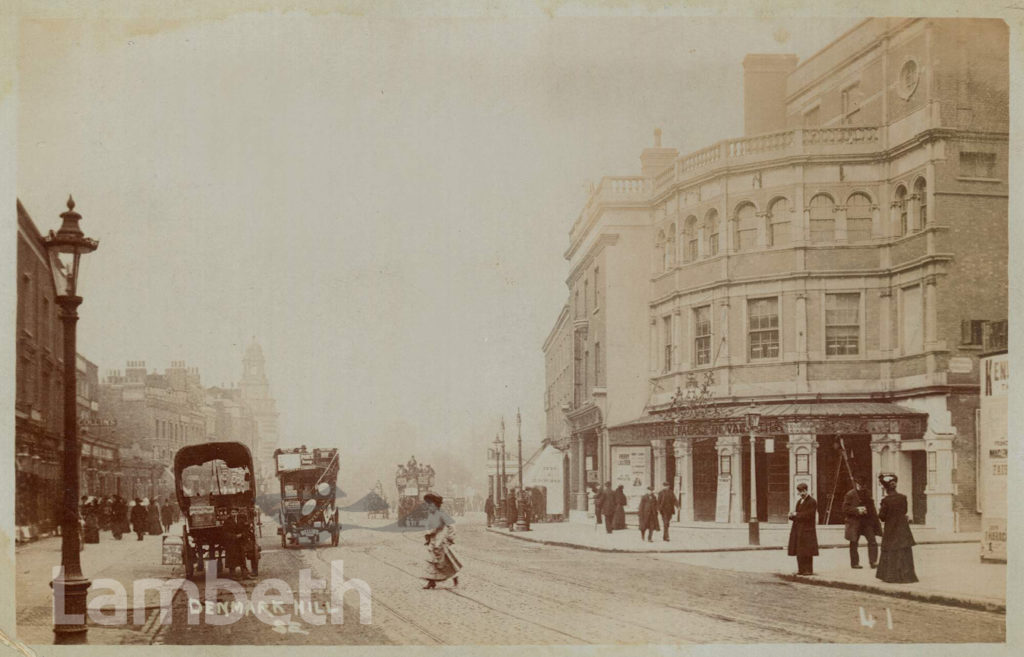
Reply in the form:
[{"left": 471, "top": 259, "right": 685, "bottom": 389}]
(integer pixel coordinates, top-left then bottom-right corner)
[
  {"left": 748, "top": 519, "right": 760, "bottom": 546},
  {"left": 52, "top": 573, "right": 91, "bottom": 644}
]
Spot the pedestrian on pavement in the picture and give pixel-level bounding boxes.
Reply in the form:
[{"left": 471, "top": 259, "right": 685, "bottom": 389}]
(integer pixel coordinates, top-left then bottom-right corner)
[
  {"left": 601, "top": 482, "right": 615, "bottom": 534},
  {"left": 484, "top": 495, "right": 495, "bottom": 527},
  {"left": 638, "top": 486, "right": 660, "bottom": 542},
  {"left": 83, "top": 499, "right": 100, "bottom": 544},
  {"left": 146, "top": 498, "right": 164, "bottom": 535},
  {"left": 520, "top": 488, "right": 533, "bottom": 530},
  {"left": 657, "top": 481, "right": 679, "bottom": 542},
  {"left": 506, "top": 491, "right": 518, "bottom": 531},
  {"left": 161, "top": 497, "right": 175, "bottom": 533},
  {"left": 787, "top": 482, "right": 819, "bottom": 575},
  {"left": 875, "top": 473, "right": 918, "bottom": 583},
  {"left": 843, "top": 474, "right": 880, "bottom": 569},
  {"left": 612, "top": 485, "right": 627, "bottom": 530},
  {"left": 99, "top": 497, "right": 112, "bottom": 531},
  {"left": 110, "top": 496, "right": 126, "bottom": 540},
  {"left": 130, "top": 498, "right": 147, "bottom": 541},
  {"left": 421, "top": 493, "right": 461, "bottom": 589},
  {"left": 594, "top": 484, "right": 608, "bottom": 527}
]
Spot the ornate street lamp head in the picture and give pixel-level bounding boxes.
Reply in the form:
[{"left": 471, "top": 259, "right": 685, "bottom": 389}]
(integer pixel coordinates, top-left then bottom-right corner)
[
  {"left": 745, "top": 402, "right": 761, "bottom": 431},
  {"left": 43, "top": 196, "right": 99, "bottom": 298}
]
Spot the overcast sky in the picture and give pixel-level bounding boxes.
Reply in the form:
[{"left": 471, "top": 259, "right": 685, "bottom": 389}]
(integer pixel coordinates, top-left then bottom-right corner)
[{"left": 13, "top": 9, "right": 863, "bottom": 497}]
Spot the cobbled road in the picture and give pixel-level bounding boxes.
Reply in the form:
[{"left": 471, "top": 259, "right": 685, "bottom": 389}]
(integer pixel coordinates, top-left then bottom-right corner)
[{"left": 156, "top": 513, "right": 1005, "bottom": 645}]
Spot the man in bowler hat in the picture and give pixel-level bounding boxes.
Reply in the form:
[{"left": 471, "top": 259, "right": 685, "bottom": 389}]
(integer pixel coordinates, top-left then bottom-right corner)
[
  {"left": 657, "top": 481, "right": 679, "bottom": 541},
  {"left": 842, "top": 474, "right": 881, "bottom": 568},
  {"left": 788, "top": 483, "right": 819, "bottom": 575}
]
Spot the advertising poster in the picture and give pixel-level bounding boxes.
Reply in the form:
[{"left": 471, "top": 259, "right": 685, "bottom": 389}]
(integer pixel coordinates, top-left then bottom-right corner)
[{"left": 611, "top": 446, "right": 650, "bottom": 511}]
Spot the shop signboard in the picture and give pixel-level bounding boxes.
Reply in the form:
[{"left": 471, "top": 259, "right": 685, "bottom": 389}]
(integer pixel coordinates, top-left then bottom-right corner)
[
  {"left": 979, "top": 351, "right": 1008, "bottom": 562},
  {"left": 162, "top": 536, "right": 183, "bottom": 565},
  {"left": 611, "top": 446, "right": 649, "bottom": 511}
]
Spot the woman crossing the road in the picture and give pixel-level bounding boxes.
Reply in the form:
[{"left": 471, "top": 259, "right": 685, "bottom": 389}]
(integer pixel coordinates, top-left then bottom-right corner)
[{"left": 420, "top": 493, "right": 462, "bottom": 590}]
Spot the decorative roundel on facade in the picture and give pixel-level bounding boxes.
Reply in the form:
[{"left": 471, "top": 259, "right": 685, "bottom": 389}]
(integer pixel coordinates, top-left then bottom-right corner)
[{"left": 897, "top": 58, "right": 920, "bottom": 100}]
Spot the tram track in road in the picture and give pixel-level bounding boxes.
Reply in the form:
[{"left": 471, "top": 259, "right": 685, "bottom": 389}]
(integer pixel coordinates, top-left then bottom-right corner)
[
  {"left": 461, "top": 545, "right": 844, "bottom": 643},
  {"left": 308, "top": 545, "right": 449, "bottom": 645},
  {"left": 325, "top": 532, "right": 596, "bottom": 644},
  {"left": 463, "top": 533, "right": 963, "bottom": 644}
]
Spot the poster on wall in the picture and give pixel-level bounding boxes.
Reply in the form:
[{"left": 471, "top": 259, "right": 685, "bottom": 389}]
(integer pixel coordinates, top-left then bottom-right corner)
[
  {"left": 523, "top": 444, "right": 566, "bottom": 516},
  {"left": 611, "top": 446, "right": 649, "bottom": 511}
]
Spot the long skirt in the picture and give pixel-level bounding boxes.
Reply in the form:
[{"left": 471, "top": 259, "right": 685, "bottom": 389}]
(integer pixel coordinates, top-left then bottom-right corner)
[
  {"left": 613, "top": 506, "right": 626, "bottom": 530},
  {"left": 876, "top": 546, "right": 918, "bottom": 583},
  {"left": 422, "top": 542, "right": 462, "bottom": 582}
]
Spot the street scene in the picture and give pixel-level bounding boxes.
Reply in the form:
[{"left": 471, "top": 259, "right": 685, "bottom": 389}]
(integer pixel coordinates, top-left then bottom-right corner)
[{"left": 8, "top": 5, "right": 1013, "bottom": 652}]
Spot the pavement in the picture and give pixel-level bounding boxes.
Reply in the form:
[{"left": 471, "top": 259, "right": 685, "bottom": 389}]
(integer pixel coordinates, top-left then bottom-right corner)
[
  {"left": 14, "top": 521, "right": 193, "bottom": 645},
  {"left": 486, "top": 517, "right": 1005, "bottom": 612}
]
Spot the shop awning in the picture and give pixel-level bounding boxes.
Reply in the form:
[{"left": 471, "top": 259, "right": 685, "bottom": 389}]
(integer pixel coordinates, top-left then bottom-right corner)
[{"left": 608, "top": 401, "right": 927, "bottom": 443}]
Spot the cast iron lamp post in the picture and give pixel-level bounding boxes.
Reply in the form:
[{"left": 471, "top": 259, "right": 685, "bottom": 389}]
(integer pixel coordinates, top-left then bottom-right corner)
[
  {"left": 44, "top": 196, "right": 98, "bottom": 644},
  {"left": 514, "top": 409, "right": 530, "bottom": 531},
  {"left": 745, "top": 403, "right": 761, "bottom": 546}
]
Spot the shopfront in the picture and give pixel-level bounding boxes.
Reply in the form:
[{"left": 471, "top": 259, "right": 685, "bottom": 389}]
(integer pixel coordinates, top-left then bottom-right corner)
[{"left": 610, "top": 402, "right": 928, "bottom": 526}]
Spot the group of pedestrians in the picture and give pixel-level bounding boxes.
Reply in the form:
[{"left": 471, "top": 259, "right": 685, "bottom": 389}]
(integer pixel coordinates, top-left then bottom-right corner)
[
  {"left": 482, "top": 489, "right": 534, "bottom": 531},
  {"left": 787, "top": 473, "right": 918, "bottom": 584},
  {"left": 593, "top": 482, "right": 626, "bottom": 533},
  {"left": 638, "top": 482, "right": 679, "bottom": 542},
  {"left": 79, "top": 495, "right": 179, "bottom": 543}
]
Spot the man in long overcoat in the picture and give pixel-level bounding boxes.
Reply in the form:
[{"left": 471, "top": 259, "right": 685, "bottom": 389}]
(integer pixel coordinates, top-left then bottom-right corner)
[
  {"left": 130, "top": 498, "right": 148, "bottom": 541},
  {"left": 656, "top": 481, "right": 679, "bottom": 542},
  {"left": 842, "top": 475, "right": 881, "bottom": 569},
  {"left": 594, "top": 484, "right": 608, "bottom": 527},
  {"left": 638, "top": 486, "right": 660, "bottom": 542},
  {"left": 788, "top": 482, "right": 819, "bottom": 575},
  {"left": 484, "top": 495, "right": 495, "bottom": 527}
]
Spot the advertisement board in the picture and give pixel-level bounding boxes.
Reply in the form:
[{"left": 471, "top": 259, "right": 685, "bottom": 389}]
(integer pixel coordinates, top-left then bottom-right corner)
[
  {"left": 611, "top": 446, "right": 649, "bottom": 511},
  {"left": 523, "top": 444, "right": 566, "bottom": 516},
  {"left": 979, "top": 352, "right": 1007, "bottom": 562}
]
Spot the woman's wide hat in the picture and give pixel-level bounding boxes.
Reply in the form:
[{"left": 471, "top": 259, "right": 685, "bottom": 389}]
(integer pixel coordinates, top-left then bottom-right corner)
[
  {"left": 424, "top": 493, "right": 443, "bottom": 507},
  {"left": 878, "top": 472, "right": 898, "bottom": 487}
]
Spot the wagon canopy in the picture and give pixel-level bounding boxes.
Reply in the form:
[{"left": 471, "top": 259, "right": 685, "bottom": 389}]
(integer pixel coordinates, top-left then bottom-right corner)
[{"left": 173, "top": 441, "right": 255, "bottom": 509}]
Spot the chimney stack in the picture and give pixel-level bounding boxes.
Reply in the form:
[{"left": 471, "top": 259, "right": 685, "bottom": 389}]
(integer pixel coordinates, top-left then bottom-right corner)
[
  {"left": 640, "top": 127, "right": 678, "bottom": 178},
  {"left": 742, "top": 54, "right": 798, "bottom": 136}
]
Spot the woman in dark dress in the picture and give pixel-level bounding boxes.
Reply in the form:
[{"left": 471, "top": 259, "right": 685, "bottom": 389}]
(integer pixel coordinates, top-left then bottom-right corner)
[
  {"left": 612, "top": 485, "right": 627, "bottom": 530},
  {"left": 875, "top": 473, "right": 918, "bottom": 583}
]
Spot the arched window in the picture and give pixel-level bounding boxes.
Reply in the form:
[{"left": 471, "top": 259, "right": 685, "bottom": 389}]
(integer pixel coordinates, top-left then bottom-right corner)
[
  {"left": 895, "top": 186, "right": 908, "bottom": 236},
  {"left": 768, "top": 197, "right": 791, "bottom": 247},
  {"left": 809, "top": 194, "right": 835, "bottom": 243},
  {"left": 735, "top": 203, "right": 758, "bottom": 251},
  {"left": 914, "top": 178, "right": 927, "bottom": 230},
  {"left": 655, "top": 230, "right": 666, "bottom": 271},
  {"left": 846, "top": 193, "right": 873, "bottom": 242},
  {"left": 684, "top": 215, "right": 699, "bottom": 262},
  {"left": 665, "top": 223, "right": 676, "bottom": 269},
  {"left": 704, "top": 209, "right": 720, "bottom": 257}
]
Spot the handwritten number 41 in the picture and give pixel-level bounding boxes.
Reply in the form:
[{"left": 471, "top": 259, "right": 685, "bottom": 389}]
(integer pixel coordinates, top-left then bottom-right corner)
[{"left": 860, "top": 607, "right": 894, "bottom": 630}]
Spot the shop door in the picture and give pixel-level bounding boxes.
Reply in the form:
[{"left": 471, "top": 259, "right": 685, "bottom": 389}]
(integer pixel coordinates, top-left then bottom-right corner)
[
  {"left": 692, "top": 440, "right": 717, "bottom": 521},
  {"left": 817, "top": 435, "right": 873, "bottom": 525},
  {"left": 910, "top": 451, "right": 928, "bottom": 524},
  {"left": 765, "top": 437, "right": 790, "bottom": 523}
]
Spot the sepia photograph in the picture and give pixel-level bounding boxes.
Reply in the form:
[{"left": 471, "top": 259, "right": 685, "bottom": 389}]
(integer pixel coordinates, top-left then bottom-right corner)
[{"left": 3, "top": 0, "right": 1017, "bottom": 652}]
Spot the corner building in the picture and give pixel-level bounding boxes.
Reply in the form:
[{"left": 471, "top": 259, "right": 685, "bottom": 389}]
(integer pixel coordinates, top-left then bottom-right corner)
[{"left": 546, "top": 18, "right": 1007, "bottom": 532}]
